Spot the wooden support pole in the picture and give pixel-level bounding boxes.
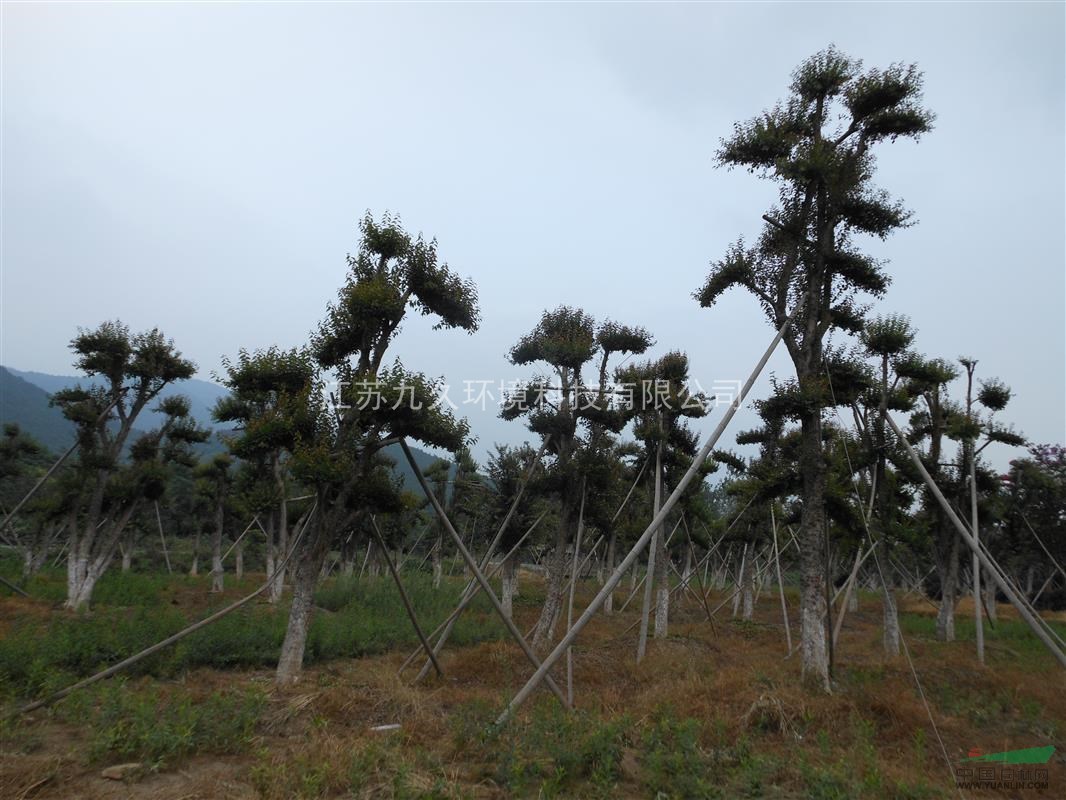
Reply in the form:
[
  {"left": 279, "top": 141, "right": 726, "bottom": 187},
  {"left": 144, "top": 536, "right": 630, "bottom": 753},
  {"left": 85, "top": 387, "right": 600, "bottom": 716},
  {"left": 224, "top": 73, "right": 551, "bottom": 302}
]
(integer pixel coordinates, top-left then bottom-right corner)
[
  {"left": 565, "top": 481, "right": 586, "bottom": 706},
  {"left": 771, "top": 505, "right": 792, "bottom": 654},
  {"left": 399, "top": 441, "right": 570, "bottom": 707},
  {"left": 398, "top": 511, "right": 546, "bottom": 675},
  {"left": 637, "top": 444, "right": 662, "bottom": 662},
  {"left": 495, "top": 308, "right": 798, "bottom": 725},
  {"left": 970, "top": 455, "right": 984, "bottom": 665},
  {"left": 154, "top": 501, "right": 172, "bottom": 574},
  {"left": 12, "top": 504, "right": 317, "bottom": 717},
  {"left": 222, "top": 516, "right": 259, "bottom": 564},
  {"left": 370, "top": 516, "right": 443, "bottom": 678},
  {"left": 0, "top": 395, "right": 123, "bottom": 540},
  {"left": 410, "top": 439, "right": 549, "bottom": 681},
  {"left": 887, "top": 413, "right": 1066, "bottom": 669}
]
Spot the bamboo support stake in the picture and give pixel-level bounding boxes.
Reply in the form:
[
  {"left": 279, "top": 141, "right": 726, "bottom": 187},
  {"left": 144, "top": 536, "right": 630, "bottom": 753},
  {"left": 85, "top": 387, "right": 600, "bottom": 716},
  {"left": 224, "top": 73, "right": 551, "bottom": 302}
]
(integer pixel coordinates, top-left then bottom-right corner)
[
  {"left": 400, "top": 441, "right": 570, "bottom": 707},
  {"left": 410, "top": 439, "right": 549, "bottom": 682},
  {"left": 12, "top": 504, "right": 317, "bottom": 717},
  {"left": 565, "top": 481, "right": 587, "bottom": 706},
  {"left": 494, "top": 309, "right": 800, "bottom": 726},
  {"left": 0, "top": 395, "right": 123, "bottom": 538},
  {"left": 619, "top": 516, "right": 684, "bottom": 613},
  {"left": 358, "top": 538, "right": 373, "bottom": 580},
  {"left": 370, "top": 516, "right": 442, "bottom": 678},
  {"left": 1021, "top": 514, "right": 1066, "bottom": 582},
  {"left": 637, "top": 444, "right": 662, "bottom": 661},
  {"left": 154, "top": 501, "right": 172, "bottom": 574},
  {"left": 831, "top": 542, "right": 870, "bottom": 648},
  {"left": 969, "top": 455, "right": 984, "bottom": 665},
  {"left": 222, "top": 516, "right": 259, "bottom": 564},
  {"left": 886, "top": 413, "right": 1066, "bottom": 669},
  {"left": 398, "top": 511, "right": 547, "bottom": 675},
  {"left": 771, "top": 506, "right": 792, "bottom": 653}
]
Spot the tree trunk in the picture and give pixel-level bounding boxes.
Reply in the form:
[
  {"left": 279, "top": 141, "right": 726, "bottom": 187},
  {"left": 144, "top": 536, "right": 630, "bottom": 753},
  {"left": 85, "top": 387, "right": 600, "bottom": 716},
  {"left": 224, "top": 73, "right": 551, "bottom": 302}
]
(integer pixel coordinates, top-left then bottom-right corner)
[
  {"left": 797, "top": 407, "right": 830, "bottom": 690},
  {"left": 275, "top": 515, "right": 329, "bottom": 686},
  {"left": 653, "top": 530, "right": 669, "bottom": 638},
  {"left": 189, "top": 529, "right": 200, "bottom": 576},
  {"left": 502, "top": 550, "right": 517, "bottom": 621},
  {"left": 235, "top": 539, "right": 245, "bottom": 581},
  {"left": 983, "top": 568, "right": 997, "bottom": 623},
  {"left": 272, "top": 459, "right": 289, "bottom": 601},
  {"left": 432, "top": 534, "right": 443, "bottom": 588},
  {"left": 740, "top": 545, "right": 755, "bottom": 620},
  {"left": 882, "top": 579, "right": 900, "bottom": 656},
  {"left": 638, "top": 445, "right": 663, "bottom": 659},
  {"left": 210, "top": 500, "right": 225, "bottom": 593},
  {"left": 603, "top": 533, "right": 617, "bottom": 615},
  {"left": 652, "top": 450, "right": 669, "bottom": 639},
  {"left": 64, "top": 500, "right": 134, "bottom": 610},
  {"left": 269, "top": 512, "right": 286, "bottom": 603},
  {"left": 935, "top": 531, "right": 960, "bottom": 642},
  {"left": 531, "top": 501, "right": 575, "bottom": 651}
]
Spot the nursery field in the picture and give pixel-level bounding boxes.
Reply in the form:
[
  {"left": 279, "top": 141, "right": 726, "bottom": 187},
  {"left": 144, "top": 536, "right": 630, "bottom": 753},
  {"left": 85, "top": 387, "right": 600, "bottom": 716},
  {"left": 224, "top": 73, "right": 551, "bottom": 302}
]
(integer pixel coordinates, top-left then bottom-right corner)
[{"left": 1, "top": 564, "right": 1063, "bottom": 800}]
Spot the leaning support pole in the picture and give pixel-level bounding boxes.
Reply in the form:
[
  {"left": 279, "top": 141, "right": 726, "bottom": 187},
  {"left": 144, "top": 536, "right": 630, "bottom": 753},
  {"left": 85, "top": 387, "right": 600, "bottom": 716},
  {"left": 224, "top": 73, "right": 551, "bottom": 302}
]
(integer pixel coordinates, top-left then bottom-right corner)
[
  {"left": 11, "top": 504, "right": 317, "bottom": 718},
  {"left": 0, "top": 395, "right": 123, "bottom": 540},
  {"left": 886, "top": 413, "right": 1066, "bottom": 669},
  {"left": 410, "top": 438, "right": 549, "bottom": 682},
  {"left": 495, "top": 309, "right": 799, "bottom": 725},
  {"left": 832, "top": 544, "right": 866, "bottom": 649},
  {"left": 155, "top": 501, "right": 172, "bottom": 574},
  {"left": 565, "top": 482, "right": 586, "bottom": 706},
  {"left": 222, "top": 516, "right": 260, "bottom": 564},
  {"left": 0, "top": 575, "right": 29, "bottom": 598},
  {"left": 771, "top": 505, "right": 792, "bottom": 654},
  {"left": 637, "top": 444, "right": 662, "bottom": 661},
  {"left": 397, "top": 511, "right": 547, "bottom": 675},
  {"left": 969, "top": 454, "right": 984, "bottom": 665},
  {"left": 370, "top": 516, "right": 443, "bottom": 678},
  {"left": 399, "top": 440, "right": 571, "bottom": 707}
]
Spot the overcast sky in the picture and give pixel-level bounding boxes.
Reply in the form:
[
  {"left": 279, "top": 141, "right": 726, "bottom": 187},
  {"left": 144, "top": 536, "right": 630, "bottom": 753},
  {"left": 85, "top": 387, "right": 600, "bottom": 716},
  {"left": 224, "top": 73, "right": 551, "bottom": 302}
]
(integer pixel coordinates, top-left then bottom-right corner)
[{"left": 2, "top": 1, "right": 1063, "bottom": 472}]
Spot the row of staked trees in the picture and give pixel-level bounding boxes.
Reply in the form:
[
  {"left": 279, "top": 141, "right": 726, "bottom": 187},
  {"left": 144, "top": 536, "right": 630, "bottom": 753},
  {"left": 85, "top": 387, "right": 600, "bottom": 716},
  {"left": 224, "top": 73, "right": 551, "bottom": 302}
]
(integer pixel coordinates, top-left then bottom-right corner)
[{"left": 3, "top": 46, "right": 1063, "bottom": 693}]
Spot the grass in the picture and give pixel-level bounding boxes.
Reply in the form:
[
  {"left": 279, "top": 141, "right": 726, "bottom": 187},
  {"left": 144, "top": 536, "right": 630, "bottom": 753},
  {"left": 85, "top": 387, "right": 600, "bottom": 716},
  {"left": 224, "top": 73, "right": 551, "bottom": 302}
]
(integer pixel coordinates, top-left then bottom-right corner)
[
  {"left": 86, "top": 680, "right": 266, "bottom": 769},
  {"left": 0, "top": 570, "right": 506, "bottom": 701},
  {"left": 1, "top": 567, "right": 1064, "bottom": 798}
]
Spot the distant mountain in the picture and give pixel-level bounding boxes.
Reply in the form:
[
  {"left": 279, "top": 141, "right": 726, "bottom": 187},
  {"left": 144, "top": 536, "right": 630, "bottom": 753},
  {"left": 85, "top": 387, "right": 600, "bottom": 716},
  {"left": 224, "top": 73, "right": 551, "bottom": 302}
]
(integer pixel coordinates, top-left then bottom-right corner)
[
  {"left": 0, "top": 367, "right": 77, "bottom": 453},
  {"left": 0, "top": 365, "right": 230, "bottom": 457},
  {"left": 0, "top": 365, "right": 453, "bottom": 493},
  {"left": 7, "top": 367, "right": 230, "bottom": 432},
  {"left": 381, "top": 442, "right": 455, "bottom": 499}
]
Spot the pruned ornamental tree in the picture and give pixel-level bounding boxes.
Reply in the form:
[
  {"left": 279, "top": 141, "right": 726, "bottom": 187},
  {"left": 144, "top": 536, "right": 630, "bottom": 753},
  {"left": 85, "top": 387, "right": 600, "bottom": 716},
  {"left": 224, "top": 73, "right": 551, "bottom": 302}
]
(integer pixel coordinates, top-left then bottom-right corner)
[
  {"left": 51, "top": 321, "right": 200, "bottom": 609},
  {"left": 486, "top": 443, "right": 548, "bottom": 619},
  {"left": 271, "top": 212, "right": 480, "bottom": 685},
  {"left": 0, "top": 424, "right": 62, "bottom": 579},
  {"left": 502, "top": 307, "right": 652, "bottom": 650},
  {"left": 616, "top": 350, "right": 708, "bottom": 650},
  {"left": 696, "top": 48, "right": 933, "bottom": 688},
  {"left": 1002, "top": 444, "right": 1066, "bottom": 608},
  {"left": 195, "top": 453, "right": 233, "bottom": 593},
  {"left": 214, "top": 346, "right": 318, "bottom": 602},
  {"left": 859, "top": 313, "right": 917, "bottom": 654},
  {"left": 897, "top": 354, "right": 960, "bottom": 639}
]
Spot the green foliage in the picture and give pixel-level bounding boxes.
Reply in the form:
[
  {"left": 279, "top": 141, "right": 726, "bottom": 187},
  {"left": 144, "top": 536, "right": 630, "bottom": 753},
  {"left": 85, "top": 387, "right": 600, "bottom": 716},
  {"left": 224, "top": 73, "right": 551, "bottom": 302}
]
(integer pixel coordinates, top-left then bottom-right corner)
[
  {"left": 0, "top": 572, "right": 506, "bottom": 701},
  {"left": 88, "top": 681, "right": 264, "bottom": 769},
  {"left": 509, "top": 306, "right": 597, "bottom": 370}
]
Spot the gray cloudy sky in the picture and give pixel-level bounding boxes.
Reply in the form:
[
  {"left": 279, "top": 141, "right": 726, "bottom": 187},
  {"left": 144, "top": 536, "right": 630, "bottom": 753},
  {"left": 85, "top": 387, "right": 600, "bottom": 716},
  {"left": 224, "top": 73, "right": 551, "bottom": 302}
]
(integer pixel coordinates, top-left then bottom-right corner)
[{"left": 2, "top": 1, "right": 1063, "bottom": 472}]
